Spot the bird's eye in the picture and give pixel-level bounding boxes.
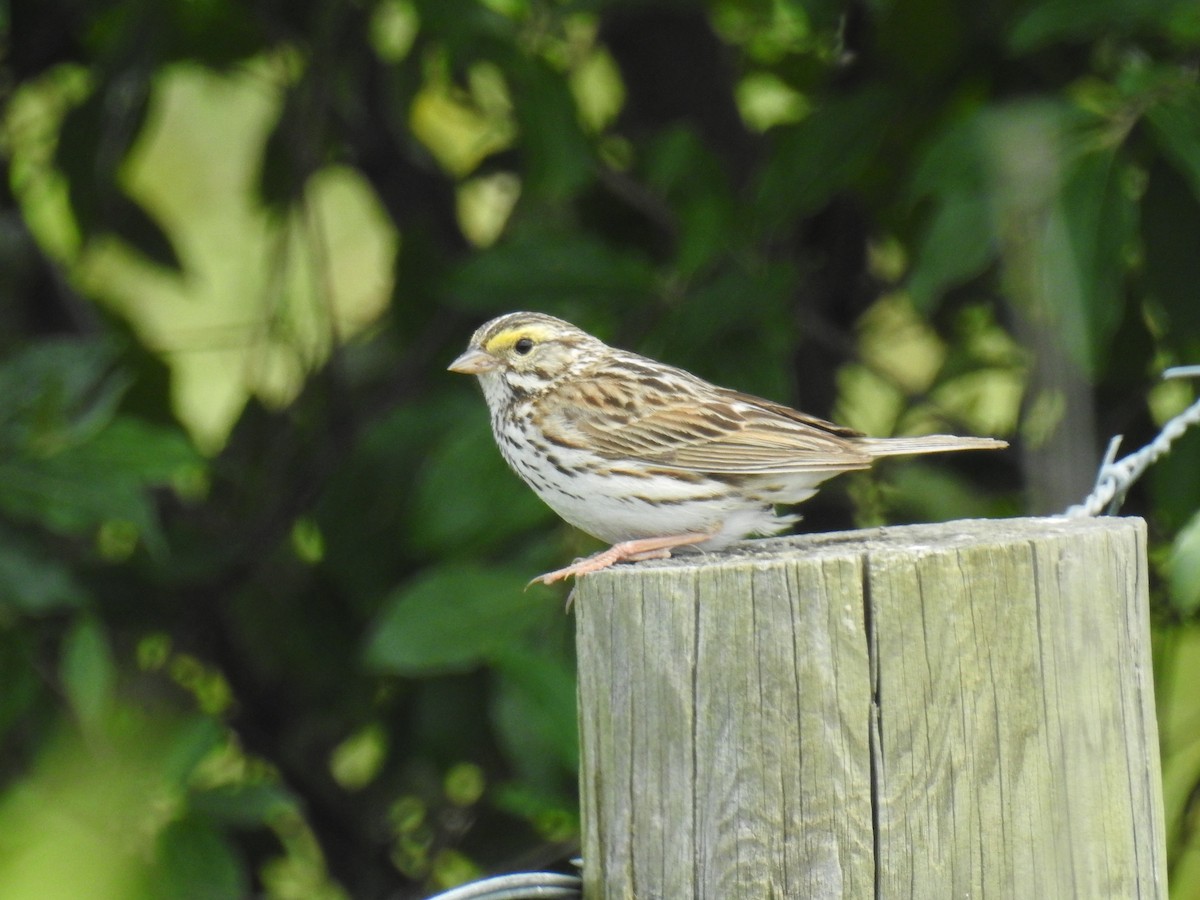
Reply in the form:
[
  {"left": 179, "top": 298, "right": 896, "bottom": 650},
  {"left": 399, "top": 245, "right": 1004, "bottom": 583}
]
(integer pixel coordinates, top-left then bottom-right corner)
[{"left": 514, "top": 337, "right": 534, "bottom": 355}]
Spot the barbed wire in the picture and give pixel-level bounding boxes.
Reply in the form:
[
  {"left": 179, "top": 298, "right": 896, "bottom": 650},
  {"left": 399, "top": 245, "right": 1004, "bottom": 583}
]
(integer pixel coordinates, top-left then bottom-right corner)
[{"left": 1066, "top": 366, "right": 1200, "bottom": 518}]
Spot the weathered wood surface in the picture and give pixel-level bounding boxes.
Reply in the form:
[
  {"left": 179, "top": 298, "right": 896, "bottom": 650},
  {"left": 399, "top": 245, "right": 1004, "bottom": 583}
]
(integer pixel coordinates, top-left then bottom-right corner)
[{"left": 574, "top": 516, "right": 1164, "bottom": 899}]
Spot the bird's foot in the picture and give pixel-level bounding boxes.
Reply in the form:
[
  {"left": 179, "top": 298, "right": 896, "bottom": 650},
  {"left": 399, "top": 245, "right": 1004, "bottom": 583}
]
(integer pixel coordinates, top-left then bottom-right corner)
[{"left": 529, "top": 531, "right": 716, "bottom": 589}]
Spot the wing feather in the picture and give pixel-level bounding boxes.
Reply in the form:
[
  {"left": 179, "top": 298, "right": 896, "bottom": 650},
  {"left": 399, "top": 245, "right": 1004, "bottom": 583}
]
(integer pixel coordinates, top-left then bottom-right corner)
[{"left": 540, "top": 357, "right": 873, "bottom": 475}]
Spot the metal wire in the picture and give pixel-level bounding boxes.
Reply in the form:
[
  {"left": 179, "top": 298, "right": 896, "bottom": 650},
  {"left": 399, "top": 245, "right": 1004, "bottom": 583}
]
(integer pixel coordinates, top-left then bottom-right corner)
[
  {"left": 1065, "top": 367, "right": 1200, "bottom": 517},
  {"left": 423, "top": 871, "right": 582, "bottom": 900}
]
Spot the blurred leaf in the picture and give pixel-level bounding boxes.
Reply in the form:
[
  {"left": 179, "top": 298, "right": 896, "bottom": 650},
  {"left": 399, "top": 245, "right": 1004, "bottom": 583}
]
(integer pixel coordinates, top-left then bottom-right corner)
[
  {"left": 430, "top": 849, "right": 482, "bottom": 892},
  {"left": 491, "top": 647, "right": 578, "bottom": 778},
  {"left": 150, "top": 817, "right": 247, "bottom": 900},
  {"left": 1057, "top": 148, "right": 1136, "bottom": 370},
  {"left": 0, "top": 530, "right": 89, "bottom": 614},
  {"left": 0, "top": 711, "right": 181, "bottom": 899},
  {"left": 907, "top": 192, "right": 995, "bottom": 311},
  {"left": 291, "top": 516, "right": 326, "bottom": 564},
  {"left": 330, "top": 723, "right": 388, "bottom": 790},
  {"left": 641, "top": 127, "right": 735, "bottom": 275},
  {"left": 907, "top": 109, "right": 989, "bottom": 199},
  {"left": 409, "top": 415, "right": 553, "bottom": 555},
  {"left": 675, "top": 191, "right": 734, "bottom": 276},
  {"left": 511, "top": 58, "right": 594, "bottom": 200},
  {"left": 158, "top": 716, "right": 227, "bottom": 787},
  {"left": 59, "top": 616, "right": 115, "bottom": 728},
  {"left": 0, "top": 710, "right": 242, "bottom": 897},
  {"left": 1152, "top": 428, "right": 1200, "bottom": 532},
  {"left": 0, "top": 338, "right": 198, "bottom": 545},
  {"left": 905, "top": 108, "right": 996, "bottom": 310},
  {"left": 1141, "top": 160, "right": 1200, "bottom": 338},
  {"left": 754, "top": 86, "right": 895, "bottom": 229},
  {"left": 189, "top": 783, "right": 296, "bottom": 828},
  {"left": 444, "top": 761, "right": 486, "bottom": 806},
  {"left": 491, "top": 782, "right": 578, "bottom": 842},
  {"left": 1008, "top": 0, "right": 1190, "bottom": 53},
  {"left": 0, "top": 416, "right": 199, "bottom": 542},
  {"left": 447, "top": 228, "right": 657, "bottom": 310},
  {"left": 912, "top": 103, "right": 1131, "bottom": 371},
  {"left": 0, "top": 338, "right": 129, "bottom": 445},
  {"left": 642, "top": 126, "right": 725, "bottom": 196},
  {"left": 1147, "top": 85, "right": 1200, "bottom": 203},
  {"left": 1171, "top": 511, "right": 1200, "bottom": 616},
  {"left": 364, "top": 565, "right": 554, "bottom": 675},
  {"left": 84, "top": 416, "right": 201, "bottom": 482},
  {"left": 883, "top": 462, "right": 1011, "bottom": 524}
]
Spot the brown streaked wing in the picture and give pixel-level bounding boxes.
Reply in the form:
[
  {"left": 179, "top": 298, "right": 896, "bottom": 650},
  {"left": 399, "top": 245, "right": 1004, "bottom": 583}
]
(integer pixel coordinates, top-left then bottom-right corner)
[{"left": 539, "top": 366, "right": 873, "bottom": 475}]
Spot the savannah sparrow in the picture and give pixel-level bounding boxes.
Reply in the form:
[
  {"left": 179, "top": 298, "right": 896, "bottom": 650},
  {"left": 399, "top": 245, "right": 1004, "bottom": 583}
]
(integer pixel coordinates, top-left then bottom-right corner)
[{"left": 449, "top": 312, "right": 1006, "bottom": 585}]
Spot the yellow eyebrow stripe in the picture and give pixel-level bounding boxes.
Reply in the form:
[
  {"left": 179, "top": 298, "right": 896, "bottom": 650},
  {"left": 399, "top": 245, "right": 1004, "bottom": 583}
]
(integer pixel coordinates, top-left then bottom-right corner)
[{"left": 483, "top": 324, "right": 557, "bottom": 353}]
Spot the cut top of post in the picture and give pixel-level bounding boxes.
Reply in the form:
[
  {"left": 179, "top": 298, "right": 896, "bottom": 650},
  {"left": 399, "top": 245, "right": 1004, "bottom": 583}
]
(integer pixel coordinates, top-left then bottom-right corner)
[
  {"left": 593, "top": 514, "right": 1131, "bottom": 571},
  {"left": 573, "top": 516, "right": 1164, "bottom": 900}
]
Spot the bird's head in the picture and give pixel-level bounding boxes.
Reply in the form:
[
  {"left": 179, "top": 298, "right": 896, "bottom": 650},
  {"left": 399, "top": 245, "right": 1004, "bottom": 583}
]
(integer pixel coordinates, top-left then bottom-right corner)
[{"left": 448, "top": 312, "right": 601, "bottom": 401}]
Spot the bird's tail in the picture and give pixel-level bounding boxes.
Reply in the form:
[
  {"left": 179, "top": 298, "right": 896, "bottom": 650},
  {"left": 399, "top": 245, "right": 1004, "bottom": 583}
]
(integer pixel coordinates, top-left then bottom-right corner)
[{"left": 857, "top": 434, "right": 1008, "bottom": 458}]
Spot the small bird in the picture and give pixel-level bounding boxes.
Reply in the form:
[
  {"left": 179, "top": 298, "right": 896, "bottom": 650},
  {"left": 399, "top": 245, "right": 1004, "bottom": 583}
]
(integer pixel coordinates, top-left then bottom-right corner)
[{"left": 449, "top": 312, "right": 1007, "bottom": 585}]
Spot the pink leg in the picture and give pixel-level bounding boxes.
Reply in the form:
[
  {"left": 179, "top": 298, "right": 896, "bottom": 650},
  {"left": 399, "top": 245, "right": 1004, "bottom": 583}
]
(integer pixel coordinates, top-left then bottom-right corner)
[{"left": 530, "top": 531, "right": 715, "bottom": 587}]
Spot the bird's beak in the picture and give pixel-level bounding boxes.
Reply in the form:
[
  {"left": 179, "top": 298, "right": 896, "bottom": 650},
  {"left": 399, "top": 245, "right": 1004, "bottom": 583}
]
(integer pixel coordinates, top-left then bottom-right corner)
[{"left": 448, "top": 347, "right": 497, "bottom": 375}]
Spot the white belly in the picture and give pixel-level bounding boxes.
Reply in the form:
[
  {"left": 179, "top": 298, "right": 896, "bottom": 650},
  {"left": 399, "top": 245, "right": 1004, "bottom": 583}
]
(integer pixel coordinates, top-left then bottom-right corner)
[{"left": 498, "top": 435, "right": 801, "bottom": 547}]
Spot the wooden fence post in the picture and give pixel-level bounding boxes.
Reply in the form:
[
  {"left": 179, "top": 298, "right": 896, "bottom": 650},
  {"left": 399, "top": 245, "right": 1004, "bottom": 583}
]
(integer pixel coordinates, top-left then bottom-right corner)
[{"left": 574, "top": 516, "right": 1165, "bottom": 898}]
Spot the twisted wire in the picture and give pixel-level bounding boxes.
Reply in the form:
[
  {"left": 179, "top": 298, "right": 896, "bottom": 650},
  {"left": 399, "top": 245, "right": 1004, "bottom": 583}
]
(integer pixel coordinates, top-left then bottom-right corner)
[{"left": 1066, "top": 366, "right": 1200, "bottom": 517}]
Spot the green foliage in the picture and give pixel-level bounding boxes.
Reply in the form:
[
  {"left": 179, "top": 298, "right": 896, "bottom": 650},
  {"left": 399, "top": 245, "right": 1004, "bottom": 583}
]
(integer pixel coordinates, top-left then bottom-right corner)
[
  {"left": 448, "top": 228, "right": 659, "bottom": 311},
  {"left": 4, "top": 0, "right": 1200, "bottom": 895},
  {"left": 755, "top": 85, "right": 897, "bottom": 226},
  {"left": 365, "top": 566, "right": 554, "bottom": 675},
  {"left": 59, "top": 615, "right": 117, "bottom": 728},
  {"left": 0, "top": 340, "right": 200, "bottom": 549},
  {"left": 0, "top": 529, "right": 89, "bottom": 613},
  {"left": 1170, "top": 512, "right": 1200, "bottom": 616}
]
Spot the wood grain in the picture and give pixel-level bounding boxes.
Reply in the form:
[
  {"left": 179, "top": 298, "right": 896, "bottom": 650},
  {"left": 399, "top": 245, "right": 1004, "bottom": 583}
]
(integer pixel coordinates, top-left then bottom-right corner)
[{"left": 574, "top": 517, "right": 1164, "bottom": 898}]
